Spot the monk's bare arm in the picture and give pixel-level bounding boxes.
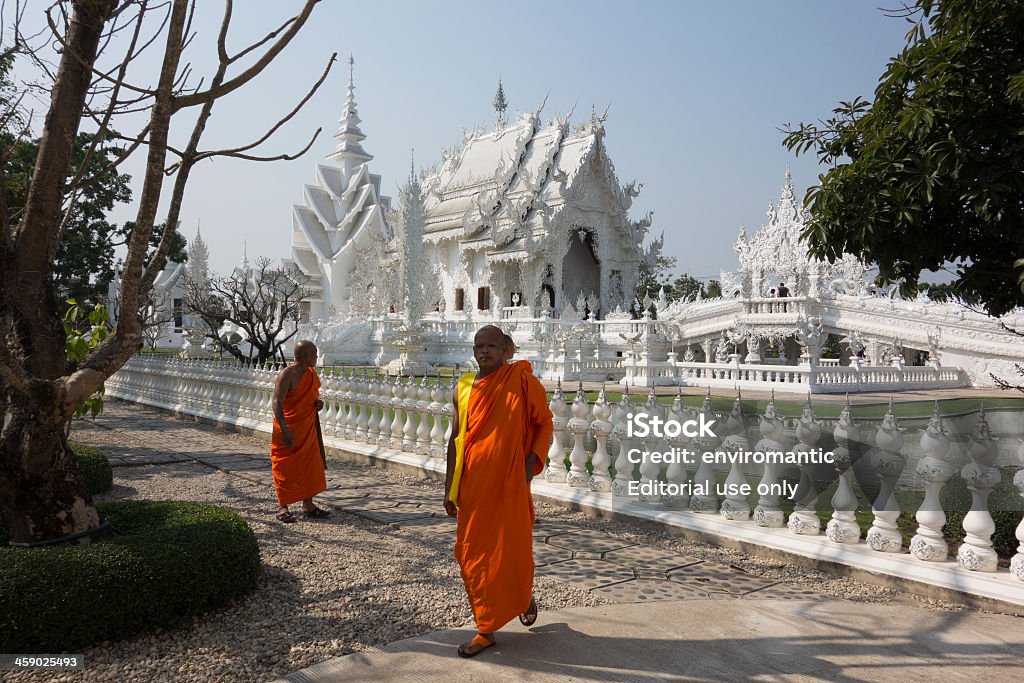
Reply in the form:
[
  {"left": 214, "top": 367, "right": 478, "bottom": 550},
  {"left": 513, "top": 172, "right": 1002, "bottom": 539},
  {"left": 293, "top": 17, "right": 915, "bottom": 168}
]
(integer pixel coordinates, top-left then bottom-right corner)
[
  {"left": 273, "top": 367, "right": 300, "bottom": 447},
  {"left": 443, "top": 386, "right": 459, "bottom": 516},
  {"left": 524, "top": 374, "right": 554, "bottom": 480}
]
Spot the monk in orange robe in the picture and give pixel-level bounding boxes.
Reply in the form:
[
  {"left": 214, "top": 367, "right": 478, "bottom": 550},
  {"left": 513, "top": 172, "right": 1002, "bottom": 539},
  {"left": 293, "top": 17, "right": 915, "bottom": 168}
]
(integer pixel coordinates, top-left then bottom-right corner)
[
  {"left": 445, "top": 325, "right": 554, "bottom": 657},
  {"left": 270, "top": 340, "right": 330, "bottom": 523}
]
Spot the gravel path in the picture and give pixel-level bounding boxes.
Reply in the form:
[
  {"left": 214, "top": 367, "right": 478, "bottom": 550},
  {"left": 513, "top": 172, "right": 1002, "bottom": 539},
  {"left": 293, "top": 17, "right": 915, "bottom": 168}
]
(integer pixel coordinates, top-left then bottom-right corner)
[{"left": 6, "top": 405, "right": 968, "bottom": 682}]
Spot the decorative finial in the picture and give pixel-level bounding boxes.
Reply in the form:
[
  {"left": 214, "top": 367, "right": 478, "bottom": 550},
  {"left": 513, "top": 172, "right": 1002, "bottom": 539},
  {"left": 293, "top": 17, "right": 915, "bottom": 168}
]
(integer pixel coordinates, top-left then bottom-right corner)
[
  {"left": 348, "top": 54, "right": 354, "bottom": 87},
  {"left": 410, "top": 147, "right": 415, "bottom": 180},
  {"left": 493, "top": 79, "right": 507, "bottom": 116},
  {"left": 196, "top": 218, "right": 201, "bottom": 237}
]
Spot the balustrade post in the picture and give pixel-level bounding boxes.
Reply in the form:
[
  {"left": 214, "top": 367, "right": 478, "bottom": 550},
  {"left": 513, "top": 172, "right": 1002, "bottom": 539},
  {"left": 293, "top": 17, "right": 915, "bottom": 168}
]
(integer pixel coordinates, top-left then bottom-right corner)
[
  {"left": 366, "top": 373, "right": 382, "bottom": 444},
  {"left": 720, "top": 391, "right": 750, "bottom": 520},
  {"left": 355, "top": 371, "right": 370, "bottom": 439},
  {"left": 322, "top": 373, "right": 339, "bottom": 436},
  {"left": 910, "top": 402, "right": 953, "bottom": 561},
  {"left": 866, "top": 398, "right": 906, "bottom": 552},
  {"left": 545, "top": 381, "right": 569, "bottom": 483},
  {"left": 401, "top": 376, "right": 417, "bottom": 451},
  {"left": 428, "top": 376, "right": 446, "bottom": 458},
  {"left": 343, "top": 370, "right": 357, "bottom": 439},
  {"left": 611, "top": 387, "right": 636, "bottom": 497},
  {"left": 826, "top": 397, "right": 862, "bottom": 544},
  {"left": 389, "top": 376, "right": 405, "bottom": 449},
  {"left": 753, "top": 391, "right": 786, "bottom": 527},
  {"left": 335, "top": 370, "right": 350, "bottom": 437},
  {"left": 690, "top": 389, "right": 720, "bottom": 512},
  {"left": 415, "top": 376, "right": 432, "bottom": 454},
  {"left": 788, "top": 396, "right": 823, "bottom": 535},
  {"left": 589, "top": 387, "right": 613, "bottom": 492},
  {"left": 637, "top": 389, "right": 662, "bottom": 503},
  {"left": 663, "top": 389, "right": 691, "bottom": 509},
  {"left": 566, "top": 382, "right": 592, "bottom": 488},
  {"left": 1011, "top": 439, "right": 1024, "bottom": 581},
  {"left": 442, "top": 375, "right": 456, "bottom": 447},
  {"left": 957, "top": 407, "right": 1000, "bottom": 572}
]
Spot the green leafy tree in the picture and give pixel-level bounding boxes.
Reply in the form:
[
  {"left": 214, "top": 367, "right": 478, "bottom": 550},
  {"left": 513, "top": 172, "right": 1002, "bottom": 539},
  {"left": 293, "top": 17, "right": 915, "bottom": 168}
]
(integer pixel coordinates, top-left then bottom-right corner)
[
  {"left": 634, "top": 253, "right": 677, "bottom": 304},
  {"left": 783, "top": 0, "right": 1024, "bottom": 317},
  {"left": 705, "top": 279, "right": 722, "bottom": 298},
  {"left": 665, "top": 273, "right": 705, "bottom": 302}
]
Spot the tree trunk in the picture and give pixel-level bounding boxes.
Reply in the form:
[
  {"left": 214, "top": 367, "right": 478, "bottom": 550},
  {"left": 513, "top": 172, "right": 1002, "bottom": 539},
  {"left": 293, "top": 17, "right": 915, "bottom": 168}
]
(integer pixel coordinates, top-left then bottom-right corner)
[{"left": 0, "top": 384, "right": 99, "bottom": 544}]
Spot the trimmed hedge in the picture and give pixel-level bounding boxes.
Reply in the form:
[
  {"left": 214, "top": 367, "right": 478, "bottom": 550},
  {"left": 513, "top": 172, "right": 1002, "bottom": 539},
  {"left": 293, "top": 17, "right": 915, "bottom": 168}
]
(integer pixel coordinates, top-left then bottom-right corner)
[
  {"left": 70, "top": 442, "right": 113, "bottom": 496},
  {"left": 0, "top": 500, "right": 261, "bottom": 652}
]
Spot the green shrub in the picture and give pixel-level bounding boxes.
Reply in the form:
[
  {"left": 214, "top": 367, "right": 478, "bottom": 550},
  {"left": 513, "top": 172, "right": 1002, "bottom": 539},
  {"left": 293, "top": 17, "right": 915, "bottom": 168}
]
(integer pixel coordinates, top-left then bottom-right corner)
[
  {"left": 70, "top": 442, "right": 113, "bottom": 496},
  {"left": 942, "top": 467, "right": 1024, "bottom": 559},
  {"left": 0, "top": 500, "right": 261, "bottom": 652}
]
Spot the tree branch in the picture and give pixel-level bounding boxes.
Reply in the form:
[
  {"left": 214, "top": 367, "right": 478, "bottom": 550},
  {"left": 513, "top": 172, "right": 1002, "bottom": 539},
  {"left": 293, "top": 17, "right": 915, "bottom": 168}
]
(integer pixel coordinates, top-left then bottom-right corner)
[{"left": 171, "top": 0, "right": 320, "bottom": 111}]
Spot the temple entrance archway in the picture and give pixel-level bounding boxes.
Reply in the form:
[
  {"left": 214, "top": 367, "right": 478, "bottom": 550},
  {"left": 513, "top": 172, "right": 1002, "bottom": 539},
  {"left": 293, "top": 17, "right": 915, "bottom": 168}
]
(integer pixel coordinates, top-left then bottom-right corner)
[{"left": 562, "top": 229, "right": 600, "bottom": 307}]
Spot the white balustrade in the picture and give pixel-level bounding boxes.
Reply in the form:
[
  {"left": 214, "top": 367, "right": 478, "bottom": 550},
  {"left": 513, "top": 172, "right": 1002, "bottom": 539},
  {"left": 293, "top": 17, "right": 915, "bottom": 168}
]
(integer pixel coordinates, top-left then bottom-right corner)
[{"left": 105, "top": 356, "right": 1024, "bottom": 596}]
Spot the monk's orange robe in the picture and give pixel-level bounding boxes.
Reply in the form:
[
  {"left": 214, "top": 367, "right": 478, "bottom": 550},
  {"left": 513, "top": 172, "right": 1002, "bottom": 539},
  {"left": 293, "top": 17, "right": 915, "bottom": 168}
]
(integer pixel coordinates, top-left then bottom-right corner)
[
  {"left": 270, "top": 367, "right": 326, "bottom": 506},
  {"left": 454, "top": 360, "right": 554, "bottom": 633}
]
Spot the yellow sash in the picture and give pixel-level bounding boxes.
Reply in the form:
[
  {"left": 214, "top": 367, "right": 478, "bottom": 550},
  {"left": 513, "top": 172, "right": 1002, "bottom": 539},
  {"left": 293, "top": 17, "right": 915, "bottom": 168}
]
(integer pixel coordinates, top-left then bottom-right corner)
[{"left": 447, "top": 372, "right": 476, "bottom": 504}]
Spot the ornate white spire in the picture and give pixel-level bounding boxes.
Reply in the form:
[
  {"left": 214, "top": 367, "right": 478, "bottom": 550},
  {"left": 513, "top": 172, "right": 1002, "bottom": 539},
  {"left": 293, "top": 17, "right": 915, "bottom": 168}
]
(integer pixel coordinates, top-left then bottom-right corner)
[
  {"left": 327, "top": 55, "right": 373, "bottom": 170},
  {"left": 493, "top": 79, "right": 508, "bottom": 130},
  {"left": 398, "top": 147, "right": 427, "bottom": 326},
  {"left": 187, "top": 220, "right": 209, "bottom": 290}
]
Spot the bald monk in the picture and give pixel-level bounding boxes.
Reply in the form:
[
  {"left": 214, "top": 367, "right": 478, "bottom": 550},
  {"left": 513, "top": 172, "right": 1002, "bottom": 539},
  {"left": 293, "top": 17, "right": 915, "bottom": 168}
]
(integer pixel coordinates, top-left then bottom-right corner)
[
  {"left": 271, "top": 340, "right": 330, "bottom": 523},
  {"left": 444, "top": 325, "right": 554, "bottom": 657}
]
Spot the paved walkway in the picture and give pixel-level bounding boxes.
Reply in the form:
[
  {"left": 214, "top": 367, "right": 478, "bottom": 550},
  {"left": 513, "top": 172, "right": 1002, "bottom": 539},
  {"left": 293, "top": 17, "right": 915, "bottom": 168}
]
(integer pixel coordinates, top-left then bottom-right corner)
[{"left": 85, "top": 404, "right": 1024, "bottom": 682}]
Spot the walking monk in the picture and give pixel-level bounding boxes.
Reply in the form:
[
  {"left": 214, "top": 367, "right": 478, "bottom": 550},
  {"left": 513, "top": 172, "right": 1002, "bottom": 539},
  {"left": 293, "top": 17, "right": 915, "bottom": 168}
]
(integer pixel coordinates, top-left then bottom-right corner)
[
  {"left": 271, "top": 340, "right": 331, "bottom": 523},
  {"left": 444, "top": 325, "right": 554, "bottom": 657}
]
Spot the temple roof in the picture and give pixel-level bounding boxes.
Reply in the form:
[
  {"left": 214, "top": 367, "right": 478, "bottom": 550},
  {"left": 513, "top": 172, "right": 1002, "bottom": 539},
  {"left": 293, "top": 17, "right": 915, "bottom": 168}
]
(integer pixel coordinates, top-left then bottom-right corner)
[{"left": 419, "top": 109, "right": 617, "bottom": 236}]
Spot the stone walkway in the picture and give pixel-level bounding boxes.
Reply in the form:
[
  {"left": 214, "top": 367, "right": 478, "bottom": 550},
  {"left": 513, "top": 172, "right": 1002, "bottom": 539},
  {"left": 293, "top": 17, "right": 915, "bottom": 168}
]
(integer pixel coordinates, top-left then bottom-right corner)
[
  {"left": 89, "top": 407, "right": 823, "bottom": 607},
  {"left": 76, "top": 402, "right": 1024, "bottom": 682}
]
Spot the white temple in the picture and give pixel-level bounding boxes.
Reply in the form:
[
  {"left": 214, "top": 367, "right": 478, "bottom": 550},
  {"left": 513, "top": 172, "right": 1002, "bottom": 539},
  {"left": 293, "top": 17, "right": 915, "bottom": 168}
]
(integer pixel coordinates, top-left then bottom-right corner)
[
  {"left": 285, "top": 57, "right": 393, "bottom": 322},
  {"left": 289, "top": 67, "right": 658, "bottom": 325}
]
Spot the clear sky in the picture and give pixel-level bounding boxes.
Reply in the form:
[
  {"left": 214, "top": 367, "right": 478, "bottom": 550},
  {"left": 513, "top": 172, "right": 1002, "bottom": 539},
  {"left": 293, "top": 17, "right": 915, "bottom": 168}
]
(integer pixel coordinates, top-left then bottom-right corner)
[{"left": 38, "top": 1, "right": 913, "bottom": 279}]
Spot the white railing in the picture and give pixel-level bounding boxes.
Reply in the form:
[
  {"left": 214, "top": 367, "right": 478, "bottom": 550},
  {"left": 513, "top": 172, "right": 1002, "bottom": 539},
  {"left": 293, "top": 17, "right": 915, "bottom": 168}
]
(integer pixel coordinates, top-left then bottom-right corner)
[{"left": 105, "top": 356, "right": 1024, "bottom": 600}]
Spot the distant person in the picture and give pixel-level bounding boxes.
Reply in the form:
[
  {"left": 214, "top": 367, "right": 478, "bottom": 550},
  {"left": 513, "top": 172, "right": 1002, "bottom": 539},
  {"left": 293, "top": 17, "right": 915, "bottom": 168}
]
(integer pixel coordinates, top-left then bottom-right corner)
[
  {"left": 777, "top": 282, "right": 790, "bottom": 311},
  {"left": 445, "top": 325, "right": 554, "bottom": 657},
  {"left": 270, "top": 340, "right": 330, "bottom": 523}
]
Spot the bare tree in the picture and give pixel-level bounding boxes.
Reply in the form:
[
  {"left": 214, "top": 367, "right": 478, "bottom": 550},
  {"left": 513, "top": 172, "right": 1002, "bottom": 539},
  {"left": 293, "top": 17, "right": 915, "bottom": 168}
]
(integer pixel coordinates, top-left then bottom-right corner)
[
  {"left": 0, "top": 0, "right": 334, "bottom": 544},
  {"left": 139, "top": 289, "right": 176, "bottom": 351},
  {"left": 185, "top": 257, "right": 310, "bottom": 364}
]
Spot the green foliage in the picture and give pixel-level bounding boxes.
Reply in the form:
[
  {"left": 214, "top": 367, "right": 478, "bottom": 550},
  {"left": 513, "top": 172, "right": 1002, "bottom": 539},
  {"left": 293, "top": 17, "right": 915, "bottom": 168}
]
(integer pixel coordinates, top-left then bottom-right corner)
[
  {"left": 941, "top": 468, "right": 1024, "bottom": 559},
  {"left": 69, "top": 443, "right": 112, "bottom": 496},
  {"left": 2, "top": 133, "right": 134, "bottom": 304},
  {"left": 63, "top": 300, "right": 110, "bottom": 418},
  {"left": 783, "top": 0, "right": 1024, "bottom": 316},
  {"left": 0, "top": 501, "right": 261, "bottom": 652},
  {"left": 634, "top": 253, "right": 678, "bottom": 305}
]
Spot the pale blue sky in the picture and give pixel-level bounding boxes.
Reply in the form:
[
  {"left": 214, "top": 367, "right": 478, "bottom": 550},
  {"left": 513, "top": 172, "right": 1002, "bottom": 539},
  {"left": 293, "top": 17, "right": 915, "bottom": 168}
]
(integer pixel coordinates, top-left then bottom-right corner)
[{"left": 31, "top": 1, "right": 913, "bottom": 279}]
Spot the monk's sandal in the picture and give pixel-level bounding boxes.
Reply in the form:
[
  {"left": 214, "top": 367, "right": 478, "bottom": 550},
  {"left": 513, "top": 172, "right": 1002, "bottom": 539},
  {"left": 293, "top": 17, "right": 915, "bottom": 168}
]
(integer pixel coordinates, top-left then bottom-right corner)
[{"left": 302, "top": 507, "right": 331, "bottom": 519}]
